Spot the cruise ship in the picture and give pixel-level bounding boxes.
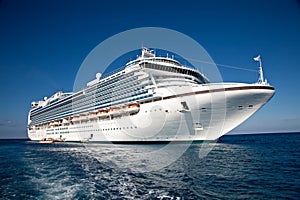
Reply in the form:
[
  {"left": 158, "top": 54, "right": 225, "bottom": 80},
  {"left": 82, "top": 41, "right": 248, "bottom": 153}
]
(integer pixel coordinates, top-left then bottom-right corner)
[{"left": 27, "top": 48, "right": 275, "bottom": 142}]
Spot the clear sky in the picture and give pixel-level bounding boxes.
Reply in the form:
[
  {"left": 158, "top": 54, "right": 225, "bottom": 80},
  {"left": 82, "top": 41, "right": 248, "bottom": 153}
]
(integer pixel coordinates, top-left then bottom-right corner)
[{"left": 0, "top": 0, "right": 299, "bottom": 138}]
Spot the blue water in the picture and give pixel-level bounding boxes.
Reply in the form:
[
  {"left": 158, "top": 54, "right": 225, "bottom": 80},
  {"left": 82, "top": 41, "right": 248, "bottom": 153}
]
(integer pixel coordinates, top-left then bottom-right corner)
[{"left": 0, "top": 133, "right": 299, "bottom": 199}]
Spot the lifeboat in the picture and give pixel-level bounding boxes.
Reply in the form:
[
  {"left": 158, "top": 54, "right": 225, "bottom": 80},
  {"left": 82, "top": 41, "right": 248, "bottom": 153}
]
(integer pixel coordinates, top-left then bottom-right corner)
[
  {"left": 97, "top": 109, "right": 109, "bottom": 117},
  {"left": 39, "top": 138, "right": 55, "bottom": 144},
  {"left": 88, "top": 111, "right": 98, "bottom": 119},
  {"left": 71, "top": 115, "right": 81, "bottom": 122},
  {"left": 125, "top": 103, "right": 140, "bottom": 114},
  {"left": 80, "top": 113, "right": 88, "bottom": 121},
  {"left": 108, "top": 107, "right": 122, "bottom": 116}
]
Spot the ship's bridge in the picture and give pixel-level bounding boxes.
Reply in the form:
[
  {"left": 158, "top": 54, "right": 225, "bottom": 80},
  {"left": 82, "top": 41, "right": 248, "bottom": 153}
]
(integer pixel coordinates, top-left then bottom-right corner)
[{"left": 125, "top": 48, "right": 209, "bottom": 84}]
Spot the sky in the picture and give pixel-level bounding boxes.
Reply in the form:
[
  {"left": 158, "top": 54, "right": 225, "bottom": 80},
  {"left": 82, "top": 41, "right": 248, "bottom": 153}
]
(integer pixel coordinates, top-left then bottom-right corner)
[{"left": 0, "top": 0, "right": 299, "bottom": 138}]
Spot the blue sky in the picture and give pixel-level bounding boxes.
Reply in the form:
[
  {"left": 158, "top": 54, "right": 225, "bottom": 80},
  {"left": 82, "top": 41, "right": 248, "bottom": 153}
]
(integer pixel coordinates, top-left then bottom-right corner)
[{"left": 0, "top": 0, "right": 299, "bottom": 138}]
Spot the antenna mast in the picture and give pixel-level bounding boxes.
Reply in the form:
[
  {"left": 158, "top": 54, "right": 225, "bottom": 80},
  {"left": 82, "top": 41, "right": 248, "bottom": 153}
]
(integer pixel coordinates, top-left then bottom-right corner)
[{"left": 254, "top": 54, "right": 268, "bottom": 85}]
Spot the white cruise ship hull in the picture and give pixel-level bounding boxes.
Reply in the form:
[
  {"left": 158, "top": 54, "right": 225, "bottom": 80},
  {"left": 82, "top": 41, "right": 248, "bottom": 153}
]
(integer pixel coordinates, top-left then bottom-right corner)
[{"left": 28, "top": 83, "right": 274, "bottom": 142}]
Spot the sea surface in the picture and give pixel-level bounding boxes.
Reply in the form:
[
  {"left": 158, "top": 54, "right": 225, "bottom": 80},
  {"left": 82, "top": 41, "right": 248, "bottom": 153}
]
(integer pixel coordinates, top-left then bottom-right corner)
[{"left": 0, "top": 133, "right": 299, "bottom": 199}]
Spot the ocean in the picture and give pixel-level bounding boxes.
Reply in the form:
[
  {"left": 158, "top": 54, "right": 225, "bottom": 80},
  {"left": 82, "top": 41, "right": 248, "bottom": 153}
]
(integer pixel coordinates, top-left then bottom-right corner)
[{"left": 0, "top": 133, "right": 299, "bottom": 199}]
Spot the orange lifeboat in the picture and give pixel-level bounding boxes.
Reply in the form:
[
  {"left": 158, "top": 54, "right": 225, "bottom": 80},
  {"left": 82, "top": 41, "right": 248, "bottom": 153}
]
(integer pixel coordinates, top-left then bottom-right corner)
[
  {"left": 126, "top": 103, "right": 140, "bottom": 114},
  {"left": 88, "top": 111, "right": 98, "bottom": 119},
  {"left": 108, "top": 106, "right": 122, "bottom": 116},
  {"left": 97, "top": 109, "right": 109, "bottom": 117},
  {"left": 39, "top": 138, "right": 55, "bottom": 144}
]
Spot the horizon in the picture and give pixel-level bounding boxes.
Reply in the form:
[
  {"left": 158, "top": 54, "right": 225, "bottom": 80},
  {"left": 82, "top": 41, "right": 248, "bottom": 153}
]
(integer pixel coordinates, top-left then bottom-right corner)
[{"left": 0, "top": 0, "right": 300, "bottom": 138}]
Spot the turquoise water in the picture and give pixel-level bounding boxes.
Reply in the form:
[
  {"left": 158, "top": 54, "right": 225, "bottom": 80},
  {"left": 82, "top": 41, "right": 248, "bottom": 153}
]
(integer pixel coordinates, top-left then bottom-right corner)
[{"left": 0, "top": 133, "right": 299, "bottom": 199}]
